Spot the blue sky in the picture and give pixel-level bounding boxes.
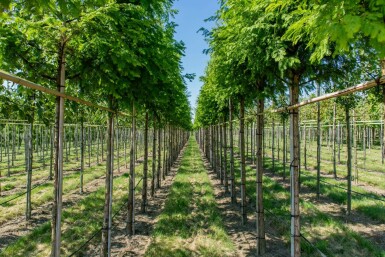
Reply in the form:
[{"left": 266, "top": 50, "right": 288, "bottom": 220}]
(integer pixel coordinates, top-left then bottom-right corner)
[{"left": 172, "top": 0, "right": 219, "bottom": 116}]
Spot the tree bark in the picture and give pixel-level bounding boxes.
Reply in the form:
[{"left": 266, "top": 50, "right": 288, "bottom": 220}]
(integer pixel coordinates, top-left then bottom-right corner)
[
  {"left": 332, "top": 102, "right": 337, "bottom": 179},
  {"left": 141, "top": 111, "right": 149, "bottom": 213},
  {"left": 316, "top": 83, "right": 321, "bottom": 199},
  {"left": 25, "top": 123, "right": 32, "bottom": 220},
  {"left": 229, "top": 99, "right": 236, "bottom": 204},
  {"left": 239, "top": 96, "right": 247, "bottom": 225},
  {"left": 51, "top": 35, "right": 66, "bottom": 257},
  {"left": 283, "top": 117, "right": 287, "bottom": 181},
  {"left": 289, "top": 73, "right": 301, "bottom": 257},
  {"left": 151, "top": 115, "right": 156, "bottom": 197},
  {"left": 157, "top": 122, "right": 161, "bottom": 188},
  {"left": 101, "top": 97, "right": 115, "bottom": 257},
  {"left": 256, "top": 95, "right": 266, "bottom": 255},
  {"left": 223, "top": 119, "right": 229, "bottom": 193},
  {"left": 80, "top": 114, "right": 85, "bottom": 194},
  {"left": 127, "top": 102, "right": 136, "bottom": 235},
  {"left": 346, "top": 107, "right": 352, "bottom": 215}
]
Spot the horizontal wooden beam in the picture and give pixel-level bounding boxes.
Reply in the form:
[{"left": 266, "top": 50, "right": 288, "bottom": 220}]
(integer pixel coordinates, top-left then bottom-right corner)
[
  {"left": 272, "top": 76, "right": 385, "bottom": 113},
  {"left": 0, "top": 70, "right": 129, "bottom": 117},
  {"left": 207, "top": 76, "right": 385, "bottom": 127}
]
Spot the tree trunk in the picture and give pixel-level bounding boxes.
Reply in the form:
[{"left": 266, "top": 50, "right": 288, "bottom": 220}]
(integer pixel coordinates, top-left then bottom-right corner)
[
  {"left": 163, "top": 126, "right": 166, "bottom": 177},
  {"left": 141, "top": 111, "right": 149, "bottom": 213},
  {"left": 80, "top": 114, "right": 85, "bottom": 194},
  {"left": 256, "top": 96, "right": 266, "bottom": 255},
  {"left": 271, "top": 118, "right": 275, "bottom": 174},
  {"left": 316, "top": 83, "right": 321, "bottom": 199},
  {"left": 303, "top": 124, "right": 307, "bottom": 170},
  {"left": 283, "top": 117, "right": 287, "bottom": 181},
  {"left": 229, "top": 99, "right": 236, "bottom": 204},
  {"left": 223, "top": 120, "right": 229, "bottom": 193},
  {"left": 220, "top": 123, "right": 224, "bottom": 185},
  {"left": 101, "top": 98, "right": 115, "bottom": 257},
  {"left": 49, "top": 126, "right": 54, "bottom": 180},
  {"left": 127, "top": 102, "right": 136, "bottom": 236},
  {"left": 346, "top": 107, "right": 352, "bottom": 216},
  {"left": 353, "top": 111, "right": 358, "bottom": 183},
  {"left": 239, "top": 96, "right": 247, "bottom": 225},
  {"left": 151, "top": 115, "right": 156, "bottom": 197},
  {"left": 289, "top": 73, "right": 301, "bottom": 257},
  {"left": 332, "top": 102, "right": 337, "bottom": 179},
  {"left": 216, "top": 124, "right": 220, "bottom": 179},
  {"left": 25, "top": 123, "right": 32, "bottom": 220},
  {"left": 157, "top": 122, "right": 161, "bottom": 188},
  {"left": 51, "top": 36, "right": 66, "bottom": 257}
]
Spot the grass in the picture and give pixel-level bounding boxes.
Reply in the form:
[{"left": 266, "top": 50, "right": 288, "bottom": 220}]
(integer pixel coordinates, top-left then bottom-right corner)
[
  {"left": 0, "top": 160, "right": 147, "bottom": 257},
  {"left": 0, "top": 144, "right": 142, "bottom": 224},
  {"left": 145, "top": 138, "right": 235, "bottom": 257},
  {"left": 229, "top": 146, "right": 385, "bottom": 256}
]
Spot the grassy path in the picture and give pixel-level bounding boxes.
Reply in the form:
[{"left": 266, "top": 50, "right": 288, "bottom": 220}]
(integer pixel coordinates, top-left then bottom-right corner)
[{"left": 145, "top": 138, "right": 236, "bottom": 257}]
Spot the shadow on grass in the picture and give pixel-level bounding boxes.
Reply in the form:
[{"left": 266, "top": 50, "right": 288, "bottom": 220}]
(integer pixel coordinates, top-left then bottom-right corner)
[{"left": 145, "top": 140, "right": 234, "bottom": 257}]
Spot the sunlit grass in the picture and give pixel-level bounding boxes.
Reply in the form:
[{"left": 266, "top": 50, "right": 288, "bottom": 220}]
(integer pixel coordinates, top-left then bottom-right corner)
[{"left": 145, "top": 139, "right": 235, "bottom": 257}]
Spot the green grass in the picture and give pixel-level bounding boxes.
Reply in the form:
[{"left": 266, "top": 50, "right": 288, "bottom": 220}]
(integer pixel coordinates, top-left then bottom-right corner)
[
  {"left": 145, "top": 138, "right": 235, "bottom": 257},
  {"left": 0, "top": 166, "right": 143, "bottom": 256},
  {"left": 0, "top": 144, "right": 143, "bottom": 224},
  {"left": 229, "top": 146, "right": 385, "bottom": 257}
]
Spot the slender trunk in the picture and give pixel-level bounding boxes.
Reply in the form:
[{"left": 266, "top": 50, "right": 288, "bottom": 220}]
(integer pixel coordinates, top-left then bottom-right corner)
[
  {"left": 338, "top": 121, "right": 341, "bottom": 164},
  {"left": 101, "top": 98, "right": 115, "bottom": 257},
  {"left": 51, "top": 35, "right": 66, "bottom": 257},
  {"left": 6, "top": 125, "right": 10, "bottom": 177},
  {"left": 256, "top": 96, "right": 265, "bottom": 255},
  {"left": 88, "top": 126, "right": 91, "bottom": 167},
  {"left": 333, "top": 102, "right": 337, "bottom": 178},
  {"left": 117, "top": 124, "right": 120, "bottom": 173},
  {"left": 211, "top": 125, "right": 215, "bottom": 171},
  {"left": 229, "top": 99, "right": 236, "bottom": 204},
  {"left": 271, "top": 118, "right": 275, "bottom": 173},
  {"left": 216, "top": 125, "right": 220, "bottom": 179},
  {"left": 363, "top": 126, "right": 366, "bottom": 170},
  {"left": 141, "top": 111, "right": 149, "bottom": 213},
  {"left": 25, "top": 123, "right": 33, "bottom": 220},
  {"left": 157, "top": 122, "right": 161, "bottom": 188},
  {"left": 80, "top": 115, "right": 85, "bottom": 194},
  {"left": 303, "top": 124, "right": 307, "bottom": 170},
  {"left": 223, "top": 120, "right": 229, "bottom": 193},
  {"left": 353, "top": 111, "right": 358, "bottom": 183},
  {"left": 382, "top": 61, "right": 385, "bottom": 165},
  {"left": 316, "top": 83, "right": 321, "bottom": 199},
  {"left": 239, "top": 96, "right": 247, "bottom": 224},
  {"left": 49, "top": 126, "right": 54, "bottom": 180},
  {"left": 163, "top": 126, "right": 166, "bottom": 177},
  {"left": 346, "top": 107, "right": 352, "bottom": 215},
  {"left": 127, "top": 102, "right": 136, "bottom": 235},
  {"left": 289, "top": 73, "right": 301, "bottom": 257},
  {"left": 151, "top": 115, "right": 156, "bottom": 197},
  {"left": 220, "top": 123, "right": 224, "bottom": 185},
  {"left": 283, "top": 118, "right": 286, "bottom": 181}
]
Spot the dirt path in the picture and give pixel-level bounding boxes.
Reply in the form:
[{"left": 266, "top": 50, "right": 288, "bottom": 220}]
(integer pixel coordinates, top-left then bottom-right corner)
[
  {"left": 0, "top": 161, "right": 131, "bottom": 251},
  {"left": 82, "top": 147, "right": 187, "bottom": 256},
  {"left": 202, "top": 155, "right": 289, "bottom": 257}
]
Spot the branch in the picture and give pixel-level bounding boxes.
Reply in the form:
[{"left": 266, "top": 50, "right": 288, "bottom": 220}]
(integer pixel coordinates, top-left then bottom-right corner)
[
  {"left": 16, "top": 52, "right": 56, "bottom": 81},
  {"left": 299, "top": 78, "right": 318, "bottom": 86},
  {"left": 274, "top": 73, "right": 289, "bottom": 84}
]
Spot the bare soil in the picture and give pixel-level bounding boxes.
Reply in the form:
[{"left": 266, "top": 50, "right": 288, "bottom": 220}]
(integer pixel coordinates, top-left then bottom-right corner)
[{"left": 202, "top": 154, "right": 290, "bottom": 257}]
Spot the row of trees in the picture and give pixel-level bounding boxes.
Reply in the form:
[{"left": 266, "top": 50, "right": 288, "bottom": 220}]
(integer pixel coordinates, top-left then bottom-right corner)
[
  {"left": 1, "top": 0, "right": 192, "bottom": 256},
  {"left": 194, "top": 1, "right": 385, "bottom": 256}
]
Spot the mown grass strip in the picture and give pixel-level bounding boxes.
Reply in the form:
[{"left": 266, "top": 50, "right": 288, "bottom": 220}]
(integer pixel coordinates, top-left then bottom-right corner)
[
  {"left": 231, "top": 148, "right": 385, "bottom": 256},
  {"left": 145, "top": 139, "right": 235, "bottom": 257}
]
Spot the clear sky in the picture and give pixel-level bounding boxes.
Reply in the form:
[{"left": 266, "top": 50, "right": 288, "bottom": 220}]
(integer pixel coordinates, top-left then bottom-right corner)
[{"left": 172, "top": 0, "right": 219, "bottom": 116}]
